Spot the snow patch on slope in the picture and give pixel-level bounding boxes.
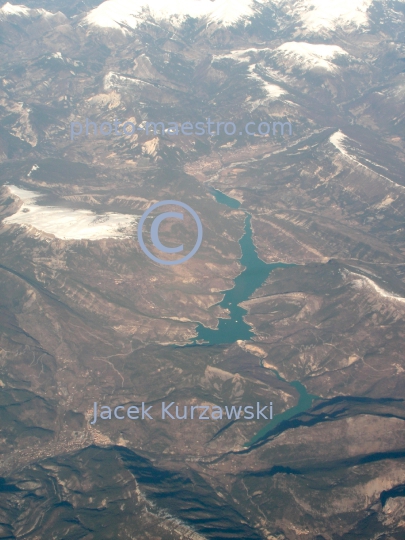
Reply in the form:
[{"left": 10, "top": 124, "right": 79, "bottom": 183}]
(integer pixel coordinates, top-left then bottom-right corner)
[
  {"left": 274, "top": 42, "right": 349, "bottom": 72},
  {"left": 104, "top": 71, "right": 155, "bottom": 92},
  {"left": 330, "top": 131, "right": 405, "bottom": 192},
  {"left": 84, "top": 0, "right": 260, "bottom": 32},
  {"left": 4, "top": 185, "right": 138, "bottom": 241},
  {"left": 214, "top": 48, "right": 270, "bottom": 62},
  {"left": 248, "top": 65, "right": 286, "bottom": 99},
  {"left": 330, "top": 130, "right": 349, "bottom": 155},
  {"left": 0, "top": 99, "right": 37, "bottom": 147},
  {"left": 345, "top": 270, "right": 405, "bottom": 305},
  {"left": 292, "top": 0, "right": 374, "bottom": 35}
]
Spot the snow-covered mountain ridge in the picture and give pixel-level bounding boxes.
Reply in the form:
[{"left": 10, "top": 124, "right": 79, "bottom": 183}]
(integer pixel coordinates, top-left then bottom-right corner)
[
  {"left": 2, "top": 0, "right": 404, "bottom": 37},
  {"left": 80, "top": 0, "right": 405, "bottom": 34},
  {"left": 0, "top": 1, "right": 53, "bottom": 20},
  {"left": 83, "top": 0, "right": 263, "bottom": 31}
]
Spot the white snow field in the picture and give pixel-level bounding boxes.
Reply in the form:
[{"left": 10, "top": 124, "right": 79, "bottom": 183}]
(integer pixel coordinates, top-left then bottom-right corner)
[{"left": 4, "top": 185, "right": 138, "bottom": 241}]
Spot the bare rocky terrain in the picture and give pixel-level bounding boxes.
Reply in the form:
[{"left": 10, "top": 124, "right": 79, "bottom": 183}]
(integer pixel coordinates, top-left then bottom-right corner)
[{"left": 0, "top": 0, "right": 404, "bottom": 538}]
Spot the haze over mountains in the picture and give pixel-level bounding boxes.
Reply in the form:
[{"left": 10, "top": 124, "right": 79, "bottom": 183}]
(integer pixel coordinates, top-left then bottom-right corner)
[{"left": 0, "top": 0, "right": 404, "bottom": 538}]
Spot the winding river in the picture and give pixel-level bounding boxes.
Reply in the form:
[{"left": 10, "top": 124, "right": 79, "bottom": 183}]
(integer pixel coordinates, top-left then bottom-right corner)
[{"left": 193, "top": 189, "right": 319, "bottom": 445}]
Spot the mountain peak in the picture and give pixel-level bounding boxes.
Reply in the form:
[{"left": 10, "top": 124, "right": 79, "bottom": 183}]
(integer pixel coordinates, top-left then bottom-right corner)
[
  {"left": 0, "top": 2, "right": 30, "bottom": 17},
  {"left": 0, "top": 2, "right": 55, "bottom": 21},
  {"left": 288, "top": 0, "right": 374, "bottom": 35}
]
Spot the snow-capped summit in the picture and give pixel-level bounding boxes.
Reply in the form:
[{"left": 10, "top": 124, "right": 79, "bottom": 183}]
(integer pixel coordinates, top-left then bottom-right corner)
[
  {"left": 0, "top": 2, "right": 29, "bottom": 18},
  {"left": 273, "top": 42, "right": 351, "bottom": 72},
  {"left": 286, "top": 0, "right": 374, "bottom": 35},
  {"left": 83, "top": 0, "right": 264, "bottom": 32},
  {"left": 0, "top": 2, "right": 55, "bottom": 21}
]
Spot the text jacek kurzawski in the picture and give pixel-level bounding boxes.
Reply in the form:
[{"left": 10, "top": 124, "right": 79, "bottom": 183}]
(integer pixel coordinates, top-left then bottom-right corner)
[{"left": 90, "top": 402, "right": 273, "bottom": 424}]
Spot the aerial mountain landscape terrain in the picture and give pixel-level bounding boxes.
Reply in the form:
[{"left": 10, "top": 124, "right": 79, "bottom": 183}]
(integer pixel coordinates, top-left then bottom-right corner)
[{"left": 0, "top": 0, "right": 404, "bottom": 538}]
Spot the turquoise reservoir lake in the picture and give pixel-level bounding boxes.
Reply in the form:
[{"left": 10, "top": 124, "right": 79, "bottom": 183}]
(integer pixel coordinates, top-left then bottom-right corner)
[
  {"left": 193, "top": 189, "right": 289, "bottom": 345},
  {"left": 193, "top": 189, "right": 319, "bottom": 445}
]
